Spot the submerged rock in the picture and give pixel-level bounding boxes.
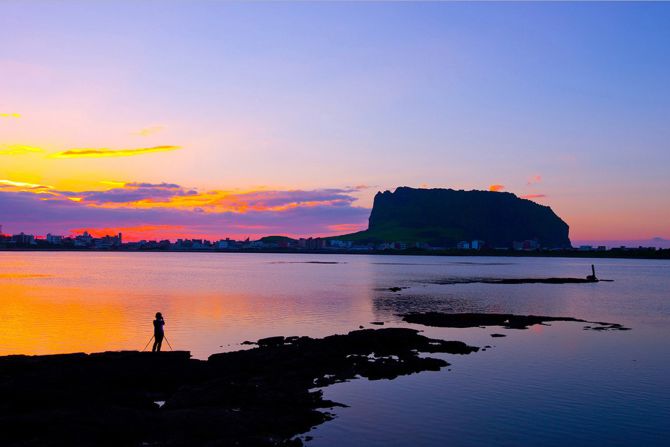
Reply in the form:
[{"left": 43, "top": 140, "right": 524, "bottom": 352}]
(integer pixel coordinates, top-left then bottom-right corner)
[
  {"left": 402, "top": 312, "right": 629, "bottom": 331},
  {"left": 0, "top": 328, "right": 477, "bottom": 446},
  {"left": 430, "top": 277, "right": 606, "bottom": 285}
]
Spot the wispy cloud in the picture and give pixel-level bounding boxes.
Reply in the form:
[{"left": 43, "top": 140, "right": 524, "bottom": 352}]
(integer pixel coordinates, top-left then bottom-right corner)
[
  {"left": 52, "top": 145, "right": 181, "bottom": 158},
  {"left": 527, "top": 175, "right": 542, "bottom": 185},
  {"left": 76, "top": 186, "right": 358, "bottom": 213},
  {"left": 0, "top": 144, "right": 44, "bottom": 155},
  {"left": 489, "top": 184, "right": 505, "bottom": 192},
  {"left": 0, "top": 179, "right": 53, "bottom": 190},
  {"left": 132, "top": 126, "right": 164, "bottom": 137},
  {"left": 521, "top": 194, "right": 547, "bottom": 199},
  {"left": 0, "top": 113, "right": 21, "bottom": 118}
]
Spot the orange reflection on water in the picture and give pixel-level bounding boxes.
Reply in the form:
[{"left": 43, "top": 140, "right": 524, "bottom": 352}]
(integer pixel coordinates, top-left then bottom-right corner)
[{"left": 0, "top": 283, "right": 129, "bottom": 355}]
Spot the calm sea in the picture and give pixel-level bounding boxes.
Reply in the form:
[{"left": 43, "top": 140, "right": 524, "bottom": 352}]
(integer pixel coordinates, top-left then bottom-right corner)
[{"left": 1, "top": 252, "right": 668, "bottom": 446}]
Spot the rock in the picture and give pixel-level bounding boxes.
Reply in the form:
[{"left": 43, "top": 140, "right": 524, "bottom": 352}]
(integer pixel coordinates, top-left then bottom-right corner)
[
  {"left": 431, "top": 277, "right": 610, "bottom": 285},
  {"left": 402, "top": 312, "right": 629, "bottom": 331},
  {"left": 490, "top": 334, "right": 506, "bottom": 338},
  {"left": 0, "top": 328, "right": 478, "bottom": 446},
  {"left": 370, "top": 322, "right": 384, "bottom": 326}
]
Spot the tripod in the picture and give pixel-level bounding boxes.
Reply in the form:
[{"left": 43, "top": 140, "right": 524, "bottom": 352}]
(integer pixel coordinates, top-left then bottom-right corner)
[{"left": 142, "top": 335, "right": 173, "bottom": 351}]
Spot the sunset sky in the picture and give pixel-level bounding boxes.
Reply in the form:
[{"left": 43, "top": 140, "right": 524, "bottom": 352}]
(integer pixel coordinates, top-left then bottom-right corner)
[{"left": 1, "top": 1, "right": 669, "bottom": 245}]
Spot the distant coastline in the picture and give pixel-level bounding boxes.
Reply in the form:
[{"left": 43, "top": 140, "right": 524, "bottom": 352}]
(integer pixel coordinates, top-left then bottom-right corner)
[{"left": 1, "top": 246, "right": 668, "bottom": 260}]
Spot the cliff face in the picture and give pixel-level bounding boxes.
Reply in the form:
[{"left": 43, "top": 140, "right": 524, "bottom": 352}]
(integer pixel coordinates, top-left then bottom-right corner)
[{"left": 350, "top": 187, "right": 571, "bottom": 248}]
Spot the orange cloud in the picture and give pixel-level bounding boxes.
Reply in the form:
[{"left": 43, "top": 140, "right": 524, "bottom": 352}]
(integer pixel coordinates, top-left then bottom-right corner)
[
  {"left": 78, "top": 186, "right": 358, "bottom": 214},
  {"left": 52, "top": 145, "right": 181, "bottom": 158},
  {"left": 489, "top": 184, "right": 505, "bottom": 192}
]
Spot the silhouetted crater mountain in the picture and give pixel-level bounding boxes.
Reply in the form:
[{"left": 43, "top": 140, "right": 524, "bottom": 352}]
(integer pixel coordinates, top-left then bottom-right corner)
[{"left": 341, "top": 187, "right": 571, "bottom": 248}]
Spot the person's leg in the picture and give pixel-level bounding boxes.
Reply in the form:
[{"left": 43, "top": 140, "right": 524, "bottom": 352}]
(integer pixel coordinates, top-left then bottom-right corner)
[
  {"left": 155, "top": 335, "right": 163, "bottom": 352},
  {"left": 152, "top": 337, "right": 159, "bottom": 352}
]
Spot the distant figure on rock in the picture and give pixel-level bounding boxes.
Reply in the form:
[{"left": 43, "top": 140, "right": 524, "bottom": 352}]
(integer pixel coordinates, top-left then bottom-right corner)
[
  {"left": 586, "top": 264, "right": 598, "bottom": 282},
  {"left": 152, "top": 312, "right": 165, "bottom": 352}
]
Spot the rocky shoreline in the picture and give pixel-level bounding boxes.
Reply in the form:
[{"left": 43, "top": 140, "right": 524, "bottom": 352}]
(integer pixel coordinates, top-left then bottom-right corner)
[
  {"left": 0, "top": 327, "right": 477, "bottom": 446},
  {"left": 0, "top": 313, "right": 628, "bottom": 446}
]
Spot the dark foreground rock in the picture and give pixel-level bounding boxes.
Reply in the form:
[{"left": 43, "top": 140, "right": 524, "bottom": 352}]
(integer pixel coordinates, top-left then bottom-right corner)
[
  {"left": 0, "top": 328, "right": 477, "bottom": 447},
  {"left": 402, "top": 312, "right": 630, "bottom": 331}
]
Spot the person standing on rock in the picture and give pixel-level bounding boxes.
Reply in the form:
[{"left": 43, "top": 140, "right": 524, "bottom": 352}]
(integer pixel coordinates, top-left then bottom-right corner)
[{"left": 152, "top": 312, "right": 165, "bottom": 352}]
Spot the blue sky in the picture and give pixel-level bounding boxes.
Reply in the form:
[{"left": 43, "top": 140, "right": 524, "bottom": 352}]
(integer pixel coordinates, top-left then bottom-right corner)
[{"left": 1, "top": 1, "right": 669, "bottom": 242}]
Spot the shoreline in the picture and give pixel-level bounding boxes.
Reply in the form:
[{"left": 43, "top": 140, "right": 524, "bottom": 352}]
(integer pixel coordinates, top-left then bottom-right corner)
[
  {"left": 1, "top": 247, "right": 669, "bottom": 260},
  {"left": 0, "top": 313, "right": 628, "bottom": 446},
  {"left": 0, "top": 327, "right": 478, "bottom": 447}
]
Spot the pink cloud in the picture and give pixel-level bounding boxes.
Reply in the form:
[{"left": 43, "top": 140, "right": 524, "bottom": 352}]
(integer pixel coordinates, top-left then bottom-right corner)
[{"left": 527, "top": 175, "right": 542, "bottom": 185}]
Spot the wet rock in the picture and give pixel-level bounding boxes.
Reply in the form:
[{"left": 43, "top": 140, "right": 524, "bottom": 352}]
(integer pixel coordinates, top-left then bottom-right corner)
[
  {"left": 258, "top": 336, "right": 286, "bottom": 348},
  {"left": 490, "top": 333, "right": 506, "bottom": 338},
  {"left": 402, "top": 312, "right": 629, "bottom": 331},
  {"left": 0, "top": 328, "right": 478, "bottom": 447},
  {"left": 430, "top": 277, "right": 607, "bottom": 285},
  {"left": 370, "top": 321, "right": 384, "bottom": 326},
  {"left": 389, "top": 287, "right": 403, "bottom": 292}
]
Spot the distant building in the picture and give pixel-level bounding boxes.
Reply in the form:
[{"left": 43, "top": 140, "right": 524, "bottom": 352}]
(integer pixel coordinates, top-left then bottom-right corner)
[
  {"left": 191, "top": 240, "right": 207, "bottom": 250},
  {"left": 471, "top": 240, "right": 485, "bottom": 250},
  {"left": 74, "top": 231, "right": 93, "bottom": 247},
  {"left": 329, "top": 240, "right": 352, "bottom": 249},
  {"left": 46, "top": 233, "right": 64, "bottom": 245},
  {"left": 217, "top": 239, "right": 232, "bottom": 249},
  {"left": 93, "top": 233, "right": 122, "bottom": 249},
  {"left": 298, "top": 238, "right": 327, "bottom": 250},
  {"left": 12, "top": 232, "right": 35, "bottom": 245},
  {"left": 578, "top": 245, "right": 594, "bottom": 251},
  {"left": 456, "top": 241, "right": 470, "bottom": 249},
  {"left": 513, "top": 239, "right": 540, "bottom": 251}
]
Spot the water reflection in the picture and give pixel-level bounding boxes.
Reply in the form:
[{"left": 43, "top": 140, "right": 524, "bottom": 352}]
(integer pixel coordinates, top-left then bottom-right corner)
[
  {"left": 1, "top": 252, "right": 668, "bottom": 446},
  {"left": 1, "top": 252, "right": 669, "bottom": 359}
]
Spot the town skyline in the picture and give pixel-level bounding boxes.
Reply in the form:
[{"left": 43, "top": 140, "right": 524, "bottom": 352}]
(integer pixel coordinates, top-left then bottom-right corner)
[{"left": 2, "top": 221, "right": 670, "bottom": 251}]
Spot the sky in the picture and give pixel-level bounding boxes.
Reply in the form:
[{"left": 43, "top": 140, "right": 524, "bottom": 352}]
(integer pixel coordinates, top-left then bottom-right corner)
[{"left": 1, "top": 1, "right": 669, "bottom": 245}]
